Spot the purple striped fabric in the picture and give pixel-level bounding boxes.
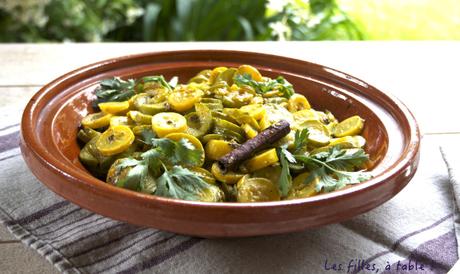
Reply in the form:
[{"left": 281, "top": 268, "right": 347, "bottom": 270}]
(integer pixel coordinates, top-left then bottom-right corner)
[
  {"left": 42, "top": 215, "right": 106, "bottom": 238},
  {"left": 69, "top": 226, "right": 145, "bottom": 258},
  {"left": 32, "top": 208, "right": 87, "bottom": 230},
  {"left": 0, "top": 130, "right": 19, "bottom": 153},
  {"left": 55, "top": 222, "right": 130, "bottom": 250},
  {"left": 355, "top": 213, "right": 454, "bottom": 274},
  {"left": 5, "top": 201, "right": 70, "bottom": 226},
  {"left": 117, "top": 237, "right": 203, "bottom": 274},
  {"left": 34, "top": 213, "right": 97, "bottom": 236},
  {"left": 40, "top": 222, "right": 133, "bottom": 258},
  {"left": 95, "top": 234, "right": 180, "bottom": 273},
  {"left": 48, "top": 218, "right": 118, "bottom": 243},
  {"left": 383, "top": 231, "right": 457, "bottom": 273},
  {"left": 76, "top": 230, "right": 169, "bottom": 269}
]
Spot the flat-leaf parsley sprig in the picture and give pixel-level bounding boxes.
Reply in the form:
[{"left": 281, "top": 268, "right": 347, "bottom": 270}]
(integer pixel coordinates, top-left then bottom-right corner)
[
  {"left": 277, "top": 140, "right": 372, "bottom": 195},
  {"left": 276, "top": 128, "right": 309, "bottom": 198},
  {"left": 112, "top": 137, "right": 223, "bottom": 201},
  {"left": 294, "top": 146, "right": 371, "bottom": 193},
  {"left": 94, "top": 77, "right": 136, "bottom": 106},
  {"left": 234, "top": 73, "right": 295, "bottom": 99}
]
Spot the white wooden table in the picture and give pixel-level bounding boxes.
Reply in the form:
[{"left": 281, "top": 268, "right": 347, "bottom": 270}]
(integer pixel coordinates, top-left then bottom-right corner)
[{"left": 1, "top": 42, "right": 459, "bottom": 273}]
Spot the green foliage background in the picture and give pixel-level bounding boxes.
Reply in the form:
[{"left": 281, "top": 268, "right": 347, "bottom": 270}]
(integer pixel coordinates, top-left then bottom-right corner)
[
  {"left": 0, "top": 0, "right": 362, "bottom": 42},
  {"left": 1, "top": 0, "right": 458, "bottom": 42}
]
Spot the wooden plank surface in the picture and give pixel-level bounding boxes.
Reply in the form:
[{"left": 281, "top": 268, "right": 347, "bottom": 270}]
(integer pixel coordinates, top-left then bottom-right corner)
[
  {"left": 1, "top": 42, "right": 459, "bottom": 88},
  {"left": 0, "top": 42, "right": 459, "bottom": 273}
]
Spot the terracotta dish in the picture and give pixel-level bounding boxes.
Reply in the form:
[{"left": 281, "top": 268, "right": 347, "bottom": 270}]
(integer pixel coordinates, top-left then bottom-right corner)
[{"left": 20, "top": 50, "right": 420, "bottom": 237}]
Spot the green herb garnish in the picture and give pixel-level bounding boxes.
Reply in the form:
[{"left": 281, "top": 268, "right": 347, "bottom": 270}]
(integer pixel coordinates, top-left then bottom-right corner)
[
  {"left": 234, "top": 73, "right": 294, "bottom": 98},
  {"left": 115, "top": 159, "right": 152, "bottom": 191},
  {"left": 294, "top": 146, "right": 372, "bottom": 193},
  {"left": 113, "top": 137, "right": 222, "bottom": 201},
  {"left": 155, "top": 165, "right": 214, "bottom": 201},
  {"left": 292, "top": 128, "right": 309, "bottom": 153},
  {"left": 277, "top": 147, "right": 294, "bottom": 198},
  {"left": 149, "top": 138, "right": 203, "bottom": 168},
  {"left": 94, "top": 77, "right": 136, "bottom": 106},
  {"left": 135, "top": 75, "right": 172, "bottom": 92}
]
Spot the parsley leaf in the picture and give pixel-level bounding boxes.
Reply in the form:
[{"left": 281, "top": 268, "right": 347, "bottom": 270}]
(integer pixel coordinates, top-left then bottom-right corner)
[
  {"left": 277, "top": 147, "right": 294, "bottom": 198},
  {"left": 311, "top": 147, "right": 369, "bottom": 171},
  {"left": 94, "top": 77, "right": 136, "bottom": 106},
  {"left": 308, "top": 166, "right": 371, "bottom": 193},
  {"left": 138, "top": 128, "right": 157, "bottom": 145},
  {"left": 155, "top": 165, "right": 212, "bottom": 201},
  {"left": 139, "top": 137, "right": 202, "bottom": 176},
  {"left": 293, "top": 128, "right": 309, "bottom": 153},
  {"left": 234, "top": 73, "right": 295, "bottom": 99},
  {"left": 111, "top": 137, "right": 219, "bottom": 201},
  {"left": 150, "top": 138, "right": 202, "bottom": 167},
  {"left": 135, "top": 75, "right": 172, "bottom": 92},
  {"left": 114, "top": 158, "right": 156, "bottom": 192},
  {"left": 309, "top": 167, "right": 347, "bottom": 193},
  {"left": 140, "top": 149, "right": 163, "bottom": 176},
  {"left": 282, "top": 147, "right": 297, "bottom": 164},
  {"left": 233, "top": 73, "right": 260, "bottom": 91},
  {"left": 117, "top": 163, "right": 148, "bottom": 189},
  {"left": 273, "top": 76, "right": 295, "bottom": 98},
  {"left": 295, "top": 146, "right": 372, "bottom": 193}
]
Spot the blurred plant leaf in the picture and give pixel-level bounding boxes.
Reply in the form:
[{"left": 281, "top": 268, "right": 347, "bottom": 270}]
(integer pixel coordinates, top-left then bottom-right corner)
[
  {"left": 0, "top": 0, "right": 363, "bottom": 42},
  {"left": 143, "top": 3, "right": 161, "bottom": 41}
]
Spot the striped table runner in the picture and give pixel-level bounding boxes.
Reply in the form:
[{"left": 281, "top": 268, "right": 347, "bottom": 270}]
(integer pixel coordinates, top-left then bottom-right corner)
[{"left": 1, "top": 104, "right": 459, "bottom": 273}]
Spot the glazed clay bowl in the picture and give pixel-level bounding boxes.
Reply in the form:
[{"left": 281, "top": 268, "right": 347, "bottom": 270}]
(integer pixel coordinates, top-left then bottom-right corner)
[{"left": 20, "top": 50, "right": 420, "bottom": 238}]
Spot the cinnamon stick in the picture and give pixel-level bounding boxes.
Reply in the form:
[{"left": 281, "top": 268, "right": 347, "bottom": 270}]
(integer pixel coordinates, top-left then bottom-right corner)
[{"left": 218, "top": 120, "right": 290, "bottom": 171}]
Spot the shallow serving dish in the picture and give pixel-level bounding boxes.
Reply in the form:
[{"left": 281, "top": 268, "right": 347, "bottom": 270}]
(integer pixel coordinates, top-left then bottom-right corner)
[{"left": 20, "top": 50, "right": 420, "bottom": 237}]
